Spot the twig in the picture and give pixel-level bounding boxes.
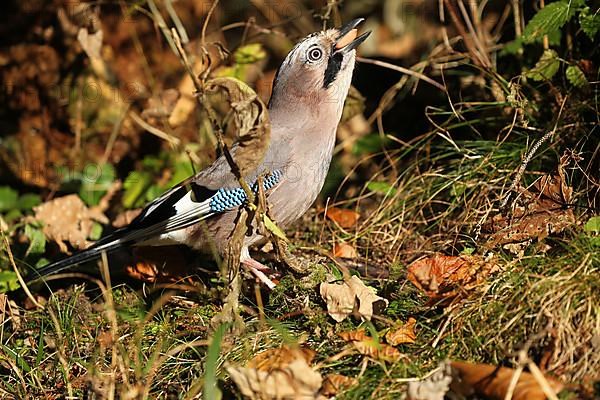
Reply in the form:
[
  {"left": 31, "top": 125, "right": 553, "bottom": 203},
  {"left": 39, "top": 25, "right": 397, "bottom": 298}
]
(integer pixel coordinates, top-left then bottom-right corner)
[
  {"left": 129, "top": 110, "right": 181, "bottom": 146},
  {"left": 357, "top": 57, "right": 447, "bottom": 92},
  {"left": 201, "top": 0, "right": 220, "bottom": 49},
  {"left": 500, "top": 96, "right": 569, "bottom": 209},
  {"left": 164, "top": 0, "right": 189, "bottom": 44},
  {"left": 171, "top": 28, "right": 255, "bottom": 203},
  {"left": 511, "top": 0, "right": 523, "bottom": 37},
  {"left": 443, "top": 0, "right": 491, "bottom": 68},
  {"left": 1, "top": 229, "right": 42, "bottom": 309}
]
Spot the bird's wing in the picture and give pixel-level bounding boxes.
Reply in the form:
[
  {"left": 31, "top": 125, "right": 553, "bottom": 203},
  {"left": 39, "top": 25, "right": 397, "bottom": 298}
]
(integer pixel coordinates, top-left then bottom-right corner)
[{"left": 30, "top": 154, "right": 282, "bottom": 281}]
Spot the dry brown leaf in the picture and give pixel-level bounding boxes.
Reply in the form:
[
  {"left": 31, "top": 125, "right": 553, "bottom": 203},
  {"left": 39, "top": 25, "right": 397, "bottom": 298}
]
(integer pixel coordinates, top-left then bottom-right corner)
[
  {"left": 320, "top": 374, "right": 358, "bottom": 397},
  {"left": 319, "top": 280, "right": 355, "bottom": 322},
  {"left": 339, "top": 329, "right": 401, "bottom": 363},
  {"left": 227, "top": 345, "right": 322, "bottom": 400},
  {"left": 320, "top": 275, "right": 388, "bottom": 322},
  {"left": 450, "top": 361, "right": 564, "bottom": 400},
  {"left": 325, "top": 207, "right": 360, "bottom": 228},
  {"left": 248, "top": 346, "right": 316, "bottom": 373},
  {"left": 33, "top": 195, "right": 108, "bottom": 253},
  {"left": 484, "top": 159, "right": 577, "bottom": 249},
  {"left": 125, "top": 246, "right": 192, "bottom": 283},
  {"left": 333, "top": 242, "right": 358, "bottom": 259},
  {"left": 386, "top": 317, "right": 417, "bottom": 346},
  {"left": 352, "top": 340, "right": 401, "bottom": 362},
  {"left": 347, "top": 275, "right": 388, "bottom": 320},
  {"left": 406, "top": 254, "right": 497, "bottom": 301},
  {"left": 338, "top": 329, "right": 370, "bottom": 343},
  {"left": 205, "top": 77, "right": 270, "bottom": 178}
]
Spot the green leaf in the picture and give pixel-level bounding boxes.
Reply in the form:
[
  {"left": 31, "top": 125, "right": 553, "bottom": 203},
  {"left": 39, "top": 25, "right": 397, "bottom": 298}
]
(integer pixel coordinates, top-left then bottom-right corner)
[
  {"left": 89, "top": 221, "right": 103, "bottom": 241},
  {"left": 526, "top": 49, "right": 560, "bottom": 81},
  {"left": 0, "top": 186, "right": 18, "bottom": 212},
  {"left": 204, "top": 324, "right": 227, "bottom": 400},
  {"left": 566, "top": 65, "right": 588, "bottom": 87},
  {"left": 24, "top": 223, "right": 46, "bottom": 258},
  {"left": 0, "top": 271, "right": 20, "bottom": 292},
  {"left": 501, "top": 38, "right": 523, "bottom": 55},
  {"left": 122, "top": 171, "right": 153, "bottom": 209},
  {"left": 580, "top": 7, "right": 600, "bottom": 39},
  {"left": 79, "top": 164, "right": 116, "bottom": 206},
  {"left": 264, "top": 214, "right": 288, "bottom": 242},
  {"left": 167, "top": 160, "right": 195, "bottom": 189},
  {"left": 523, "top": 1, "right": 571, "bottom": 44},
  {"left": 233, "top": 43, "right": 267, "bottom": 64},
  {"left": 18, "top": 193, "right": 41, "bottom": 211},
  {"left": 352, "top": 133, "right": 389, "bottom": 155},
  {"left": 584, "top": 216, "right": 600, "bottom": 234},
  {"left": 367, "top": 181, "right": 397, "bottom": 196}
]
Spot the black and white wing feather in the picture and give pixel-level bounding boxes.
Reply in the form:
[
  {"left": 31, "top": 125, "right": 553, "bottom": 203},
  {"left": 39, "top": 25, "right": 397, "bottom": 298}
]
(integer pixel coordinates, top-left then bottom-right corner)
[{"left": 29, "top": 169, "right": 282, "bottom": 281}]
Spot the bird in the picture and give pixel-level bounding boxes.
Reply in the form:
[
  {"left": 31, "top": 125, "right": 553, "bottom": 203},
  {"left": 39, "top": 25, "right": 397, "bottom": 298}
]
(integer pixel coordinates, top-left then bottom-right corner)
[{"left": 29, "top": 19, "right": 371, "bottom": 288}]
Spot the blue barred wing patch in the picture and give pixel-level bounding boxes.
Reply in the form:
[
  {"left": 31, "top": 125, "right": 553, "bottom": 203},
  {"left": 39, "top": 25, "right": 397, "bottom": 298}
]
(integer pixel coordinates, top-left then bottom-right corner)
[{"left": 209, "top": 170, "right": 283, "bottom": 213}]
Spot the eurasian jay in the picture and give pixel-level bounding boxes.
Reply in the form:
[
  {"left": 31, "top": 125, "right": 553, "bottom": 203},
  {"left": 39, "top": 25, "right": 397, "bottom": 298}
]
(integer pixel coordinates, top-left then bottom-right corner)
[{"left": 31, "top": 19, "right": 370, "bottom": 287}]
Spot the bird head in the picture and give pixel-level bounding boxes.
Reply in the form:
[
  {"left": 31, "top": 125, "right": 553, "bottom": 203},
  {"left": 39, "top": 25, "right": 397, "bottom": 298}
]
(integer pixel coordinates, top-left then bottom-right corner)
[{"left": 268, "top": 19, "right": 370, "bottom": 114}]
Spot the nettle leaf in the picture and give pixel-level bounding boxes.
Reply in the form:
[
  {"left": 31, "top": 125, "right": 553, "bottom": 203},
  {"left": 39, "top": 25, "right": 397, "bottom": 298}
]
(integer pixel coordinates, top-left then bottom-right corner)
[
  {"left": 0, "top": 271, "right": 20, "bottom": 293},
  {"left": 233, "top": 43, "right": 267, "bottom": 64},
  {"left": 566, "top": 65, "right": 588, "bottom": 87},
  {"left": 526, "top": 49, "right": 560, "bottom": 81},
  {"left": 580, "top": 7, "right": 600, "bottom": 39},
  {"left": 123, "top": 171, "right": 153, "bottom": 209},
  {"left": 352, "top": 133, "right": 390, "bottom": 155},
  {"left": 19, "top": 193, "right": 41, "bottom": 211},
  {"left": 584, "top": 216, "right": 600, "bottom": 234},
  {"left": 0, "top": 186, "right": 18, "bottom": 212},
  {"left": 367, "top": 181, "right": 398, "bottom": 196},
  {"left": 79, "top": 164, "right": 116, "bottom": 206},
  {"left": 523, "top": 1, "right": 572, "bottom": 44},
  {"left": 24, "top": 223, "right": 46, "bottom": 258}
]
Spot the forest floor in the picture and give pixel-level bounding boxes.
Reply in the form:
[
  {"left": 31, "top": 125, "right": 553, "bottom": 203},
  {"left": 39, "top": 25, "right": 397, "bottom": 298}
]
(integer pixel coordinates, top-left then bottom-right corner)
[{"left": 0, "top": 1, "right": 599, "bottom": 399}]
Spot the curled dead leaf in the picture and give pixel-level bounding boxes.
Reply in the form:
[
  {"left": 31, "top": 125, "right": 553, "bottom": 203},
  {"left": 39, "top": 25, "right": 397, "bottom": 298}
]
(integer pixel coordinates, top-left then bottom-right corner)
[
  {"left": 353, "top": 340, "right": 401, "bottom": 362},
  {"left": 338, "top": 329, "right": 370, "bottom": 343},
  {"left": 325, "top": 207, "right": 360, "bottom": 228},
  {"left": 124, "top": 246, "right": 192, "bottom": 284},
  {"left": 205, "top": 77, "right": 271, "bottom": 178},
  {"left": 248, "top": 346, "right": 316, "bottom": 373},
  {"left": 339, "top": 329, "right": 402, "bottom": 363},
  {"left": 227, "top": 345, "right": 322, "bottom": 400},
  {"left": 320, "top": 275, "right": 388, "bottom": 322},
  {"left": 320, "top": 280, "right": 355, "bottom": 322},
  {"left": 320, "top": 374, "right": 358, "bottom": 397},
  {"left": 333, "top": 242, "right": 358, "bottom": 259},
  {"left": 386, "top": 317, "right": 417, "bottom": 346},
  {"left": 407, "top": 254, "right": 498, "bottom": 302},
  {"left": 33, "top": 195, "right": 108, "bottom": 253},
  {"left": 484, "top": 159, "right": 577, "bottom": 249},
  {"left": 450, "top": 361, "right": 564, "bottom": 400}
]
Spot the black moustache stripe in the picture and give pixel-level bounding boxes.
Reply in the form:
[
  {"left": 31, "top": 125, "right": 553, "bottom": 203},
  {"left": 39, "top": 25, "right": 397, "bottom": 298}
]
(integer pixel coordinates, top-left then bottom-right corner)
[{"left": 323, "top": 52, "right": 343, "bottom": 88}]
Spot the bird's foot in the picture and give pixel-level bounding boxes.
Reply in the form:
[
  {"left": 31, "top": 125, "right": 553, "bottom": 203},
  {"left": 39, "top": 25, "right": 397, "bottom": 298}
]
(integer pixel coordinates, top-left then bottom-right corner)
[{"left": 241, "top": 257, "right": 277, "bottom": 289}]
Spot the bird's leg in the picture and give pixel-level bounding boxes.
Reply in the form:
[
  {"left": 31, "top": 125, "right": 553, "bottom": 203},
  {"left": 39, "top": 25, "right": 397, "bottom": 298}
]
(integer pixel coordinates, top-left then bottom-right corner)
[{"left": 240, "top": 248, "right": 277, "bottom": 289}]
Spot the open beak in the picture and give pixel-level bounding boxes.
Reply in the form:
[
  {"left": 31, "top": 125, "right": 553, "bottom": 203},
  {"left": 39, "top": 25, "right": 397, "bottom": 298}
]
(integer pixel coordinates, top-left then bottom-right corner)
[{"left": 334, "top": 18, "right": 371, "bottom": 54}]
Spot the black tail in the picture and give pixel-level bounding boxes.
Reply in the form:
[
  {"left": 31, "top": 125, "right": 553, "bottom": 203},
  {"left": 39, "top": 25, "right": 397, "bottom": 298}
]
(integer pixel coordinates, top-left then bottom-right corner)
[{"left": 27, "top": 232, "right": 129, "bottom": 283}]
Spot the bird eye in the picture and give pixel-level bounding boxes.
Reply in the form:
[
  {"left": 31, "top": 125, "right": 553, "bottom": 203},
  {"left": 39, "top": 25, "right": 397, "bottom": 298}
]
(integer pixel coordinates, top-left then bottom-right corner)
[{"left": 307, "top": 47, "right": 323, "bottom": 62}]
